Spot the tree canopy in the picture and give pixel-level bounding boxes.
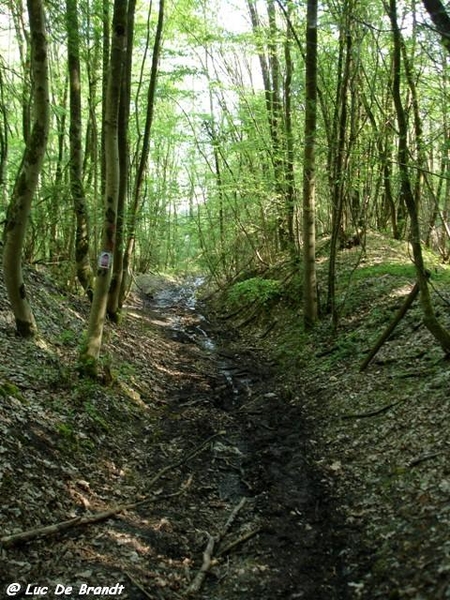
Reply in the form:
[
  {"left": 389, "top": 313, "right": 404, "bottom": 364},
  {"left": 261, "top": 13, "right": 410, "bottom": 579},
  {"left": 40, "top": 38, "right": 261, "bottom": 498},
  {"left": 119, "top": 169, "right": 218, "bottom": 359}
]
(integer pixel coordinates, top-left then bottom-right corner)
[{"left": 1, "top": 0, "right": 450, "bottom": 359}]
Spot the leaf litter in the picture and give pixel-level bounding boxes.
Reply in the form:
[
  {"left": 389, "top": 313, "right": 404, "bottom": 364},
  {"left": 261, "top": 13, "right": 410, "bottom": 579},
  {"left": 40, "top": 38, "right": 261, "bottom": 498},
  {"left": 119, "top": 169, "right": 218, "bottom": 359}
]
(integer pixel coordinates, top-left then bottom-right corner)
[
  {"left": 1, "top": 232, "right": 449, "bottom": 599},
  {"left": 0, "top": 267, "right": 350, "bottom": 599}
]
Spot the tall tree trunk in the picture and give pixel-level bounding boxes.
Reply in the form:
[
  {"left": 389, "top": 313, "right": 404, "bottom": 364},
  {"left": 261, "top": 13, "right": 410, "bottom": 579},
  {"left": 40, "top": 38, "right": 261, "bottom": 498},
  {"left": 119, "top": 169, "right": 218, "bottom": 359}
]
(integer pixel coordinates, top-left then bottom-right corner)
[
  {"left": 389, "top": 0, "right": 450, "bottom": 354},
  {"left": 267, "top": 0, "right": 290, "bottom": 250},
  {"left": 107, "top": 0, "right": 136, "bottom": 321},
  {"left": 119, "top": 0, "right": 164, "bottom": 306},
  {"left": 246, "top": 0, "right": 292, "bottom": 252},
  {"left": 326, "top": 9, "right": 353, "bottom": 326},
  {"left": 80, "top": 0, "right": 128, "bottom": 369},
  {"left": 8, "top": 0, "right": 31, "bottom": 144},
  {"left": 422, "top": 0, "right": 450, "bottom": 53},
  {"left": 2, "top": 0, "right": 49, "bottom": 338},
  {"left": 302, "top": 0, "right": 318, "bottom": 328},
  {"left": 284, "top": 0, "right": 297, "bottom": 253},
  {"left": 100, "top": 0, "right": 110, "bottom": 202},
  {"left": 0, "top": 65, "right": 8, "bottom": 204},
  {"left": 66, "top": 0, "right": 94, "bottom": 300},
  {"left": 50, "top": 73, "right": 68, "bottom": 259}
]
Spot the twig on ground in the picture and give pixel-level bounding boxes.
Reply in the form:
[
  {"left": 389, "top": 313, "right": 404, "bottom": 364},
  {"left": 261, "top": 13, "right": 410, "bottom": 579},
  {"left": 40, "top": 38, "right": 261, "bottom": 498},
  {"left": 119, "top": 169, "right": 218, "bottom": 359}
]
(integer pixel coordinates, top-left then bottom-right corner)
[
  {"left": 124, "top": 572, "right": 154, "bottom": 600},
  {"left": 407, "top": 451, "right": 443, "bottom": 468},
  {"left": 0, "top": 432, "right": 222, "bottom": 548},
  {"left": 222, "top": 497, "right": 247, "bottom": 537},
  {"left": 216, "top": 527, "right": 263, "bottom": 557},
  {"left": 340, "top": 398, "right": 405, "bottom": 420},
  {"left": 185, "top": 533, "right": 215, "bottom": 596},
  {"left": 184, "top": 497, "right": 247, "bottom": 596}
]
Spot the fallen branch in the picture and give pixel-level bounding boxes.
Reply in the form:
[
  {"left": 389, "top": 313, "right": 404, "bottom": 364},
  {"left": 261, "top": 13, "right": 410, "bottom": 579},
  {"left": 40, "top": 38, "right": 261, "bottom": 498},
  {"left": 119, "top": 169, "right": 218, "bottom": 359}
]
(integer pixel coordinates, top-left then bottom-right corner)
[
  {"left": 360, "top": 282, "right": 420, "bottom": 371},
  {"left": 259, "top": 320, "right": 277, "bottom": 339},
  {"left": 1, "top": 432, "right": 222, "bottom": 548},
  {"left": 407, "top": 451, "right": 443, "bottom": 468},
  {"left": 216, "top": 527, "right": 262, "bottom": 557},
  {"left": 146, "top": 431, "right": 224, "bottom": 489},
  {"left": 184, "top": 497, "right": 247, "bottom": 596},
  {"left": 125, "top": 570, "right": 184, "bottom": 600},
  {"left": 185, "top": 533, "right": 215, "bottom": 596},
  {"left": 0, "top": 488, "right": 185, "bottom": 549},
  {"left": 219, "top": 299, "right": 259, "bottom": 321},
  {"left": 124, "top": 571, "right": 154, "bottom": 600},
  {"left": 340, "top": 398, "right": 405, "bottom": 420},
  {"left": 0, "top": 516, "right": 82, "bottom": 548}
]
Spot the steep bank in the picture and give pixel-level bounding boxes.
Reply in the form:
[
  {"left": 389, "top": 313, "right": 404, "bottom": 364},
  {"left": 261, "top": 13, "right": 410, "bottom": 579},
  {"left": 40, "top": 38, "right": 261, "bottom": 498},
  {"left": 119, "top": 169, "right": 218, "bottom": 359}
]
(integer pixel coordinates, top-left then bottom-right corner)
[{"left": 218, "top": 233, "right": 450, "bottom": 600}]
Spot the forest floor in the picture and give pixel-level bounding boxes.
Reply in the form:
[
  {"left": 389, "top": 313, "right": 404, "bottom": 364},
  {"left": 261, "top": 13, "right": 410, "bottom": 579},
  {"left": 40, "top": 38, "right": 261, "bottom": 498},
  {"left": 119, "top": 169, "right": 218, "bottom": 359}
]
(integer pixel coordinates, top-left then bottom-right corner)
[
  {"left": 0, "top": 269, "right": 352, "bottom": 600},
  {"left": 0, "top": 232, "right": 449, "bottom": 599}
]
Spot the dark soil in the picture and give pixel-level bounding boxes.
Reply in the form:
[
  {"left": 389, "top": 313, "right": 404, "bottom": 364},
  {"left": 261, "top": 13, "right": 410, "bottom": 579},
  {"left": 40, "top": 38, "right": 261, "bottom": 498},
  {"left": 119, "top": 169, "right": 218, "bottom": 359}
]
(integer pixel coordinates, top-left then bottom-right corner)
[{"left": 0, "top": 274, "right": 363, "bottom": 599}]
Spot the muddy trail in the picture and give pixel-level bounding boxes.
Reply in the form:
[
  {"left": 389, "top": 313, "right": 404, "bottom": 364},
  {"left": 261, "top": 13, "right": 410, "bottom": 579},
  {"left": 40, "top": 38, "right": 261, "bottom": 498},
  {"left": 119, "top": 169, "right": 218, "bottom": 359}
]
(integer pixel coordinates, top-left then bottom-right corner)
[
  {"left": 131, "top": 279, "right": 355, "bottom": 599},
  {"left": 0, "top": 277, "right": 361, "bottom": 600}
]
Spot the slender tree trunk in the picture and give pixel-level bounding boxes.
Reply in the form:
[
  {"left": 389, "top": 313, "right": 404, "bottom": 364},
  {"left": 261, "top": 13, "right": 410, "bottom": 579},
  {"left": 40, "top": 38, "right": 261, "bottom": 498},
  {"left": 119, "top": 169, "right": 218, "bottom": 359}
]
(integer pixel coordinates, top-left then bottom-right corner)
[
  {"left": 389, "top": 0, "right": 450, "bottom": 354},
  {"left": 119, "top": 0, "right": 164, "bottom": 306},
  {"left": 284, "top": 0, "right": 296, "bottom": 252},
  {"left": 326, "top": 12, "right": 352, "bottom": 325},
  {"left": 2, "top": 0, "right": 49, "bottom": 338},
  {"left": 302, "top": 0, "right": 318, "bottom": 328},
  {"left": 267, "top": 0, "right": 290, "bottom": 250},
  {"left": 66, "top": 0, "right": 94, "bottom": 300},
  {"left": 246, "top": 0, "right": 292, "bottom": 251},
  {"left": 80, "top": 0, "right": 128, "bottom": 369},
  {"left": 0, "top": 65, "right": 9, "bottom": 206},
  {"left": 49, "top": 73, "right": 67, "bottom": 257},
  {"left": 100, "top": 0, "right": 110, "bottom": 202},
  {"left": 8, "top": 0, "right": 31, "bottom": 144},
  {"left": 107, "top": 0, "right": 136, "bottom": 321}
]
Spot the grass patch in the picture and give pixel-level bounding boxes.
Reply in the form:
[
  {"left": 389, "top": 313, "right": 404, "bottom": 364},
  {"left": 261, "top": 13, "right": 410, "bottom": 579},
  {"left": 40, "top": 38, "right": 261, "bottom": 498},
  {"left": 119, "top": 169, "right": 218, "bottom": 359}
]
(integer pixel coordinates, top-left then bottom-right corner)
[{"left": 354, "top": 262, "right": 416, "bottom": 281}]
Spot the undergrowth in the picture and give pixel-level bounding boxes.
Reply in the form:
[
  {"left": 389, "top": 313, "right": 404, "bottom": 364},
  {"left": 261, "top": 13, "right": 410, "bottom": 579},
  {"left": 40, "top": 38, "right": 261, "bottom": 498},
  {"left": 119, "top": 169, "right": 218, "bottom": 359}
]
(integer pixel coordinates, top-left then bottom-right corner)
[{"left": 227, "top": 277, "right": 282, "bottom": 308}]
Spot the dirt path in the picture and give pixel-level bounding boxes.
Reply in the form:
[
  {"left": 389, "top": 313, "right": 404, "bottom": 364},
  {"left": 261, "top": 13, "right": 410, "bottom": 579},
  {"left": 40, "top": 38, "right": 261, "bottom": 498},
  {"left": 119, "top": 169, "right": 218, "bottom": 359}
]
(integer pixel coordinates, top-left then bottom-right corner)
[
  {"left": 0, "top": 278, "right": 357, "bottom": 599},
  {"left": 130, "top": 281, "right": 353, "bottom": 599}
]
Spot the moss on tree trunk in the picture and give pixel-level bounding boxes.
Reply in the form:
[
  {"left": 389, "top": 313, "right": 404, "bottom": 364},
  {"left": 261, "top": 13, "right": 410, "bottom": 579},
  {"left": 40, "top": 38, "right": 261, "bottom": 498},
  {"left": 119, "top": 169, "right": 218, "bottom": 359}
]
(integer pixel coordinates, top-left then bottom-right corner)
[{"left": 2, "top": 0, "right": 49, "bottom": 338}]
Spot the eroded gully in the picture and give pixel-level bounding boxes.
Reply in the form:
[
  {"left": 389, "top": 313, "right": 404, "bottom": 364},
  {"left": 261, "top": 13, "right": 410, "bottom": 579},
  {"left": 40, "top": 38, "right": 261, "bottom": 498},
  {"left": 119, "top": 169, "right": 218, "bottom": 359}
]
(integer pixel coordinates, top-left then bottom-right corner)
[{"left": 140, "top": 278, "right": 355, "bottom": 600}]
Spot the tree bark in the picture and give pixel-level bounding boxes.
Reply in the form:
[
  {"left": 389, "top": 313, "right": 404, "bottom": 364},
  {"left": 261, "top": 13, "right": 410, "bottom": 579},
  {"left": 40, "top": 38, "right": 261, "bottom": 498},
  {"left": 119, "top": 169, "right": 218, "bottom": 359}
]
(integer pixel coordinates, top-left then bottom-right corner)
[
  {"left": 389, "top": 0, "right": 450, "bottom": 354},
  {"left": 107, "top": 0, "right": 136, "bottom": 321},
  {"left": 422, "top": 0, "right": 450, "bottom": 53},
  {"left": 119, "top": 0, "right": 165, "bottom": 306},
  {"left": 2, "top": 0, "right": 49, "bottom": 337},
  {"left": 80, "top": 0, "right": 127, "bottom": 369},
  {"left": 66, "top": 0, "right": 94, "bottom": 300},
  {"left": 302, "top": 0, "right": 319, "bottom": 328}
]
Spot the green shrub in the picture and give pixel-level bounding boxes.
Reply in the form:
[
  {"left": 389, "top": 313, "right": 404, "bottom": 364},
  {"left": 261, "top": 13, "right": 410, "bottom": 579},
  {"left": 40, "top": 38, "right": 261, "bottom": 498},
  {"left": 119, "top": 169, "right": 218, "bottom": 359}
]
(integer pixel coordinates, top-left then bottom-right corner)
[{"left": 227, "top": 277, "right": 282, "bottom": 307}]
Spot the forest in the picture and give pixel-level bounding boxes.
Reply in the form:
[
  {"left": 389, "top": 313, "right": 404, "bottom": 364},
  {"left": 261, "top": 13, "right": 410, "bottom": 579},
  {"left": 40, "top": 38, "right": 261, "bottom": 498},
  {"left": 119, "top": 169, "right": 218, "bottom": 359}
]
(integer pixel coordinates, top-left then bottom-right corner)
[{"left": 0, "top": 0, "right": 450, "bottom": 598}]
